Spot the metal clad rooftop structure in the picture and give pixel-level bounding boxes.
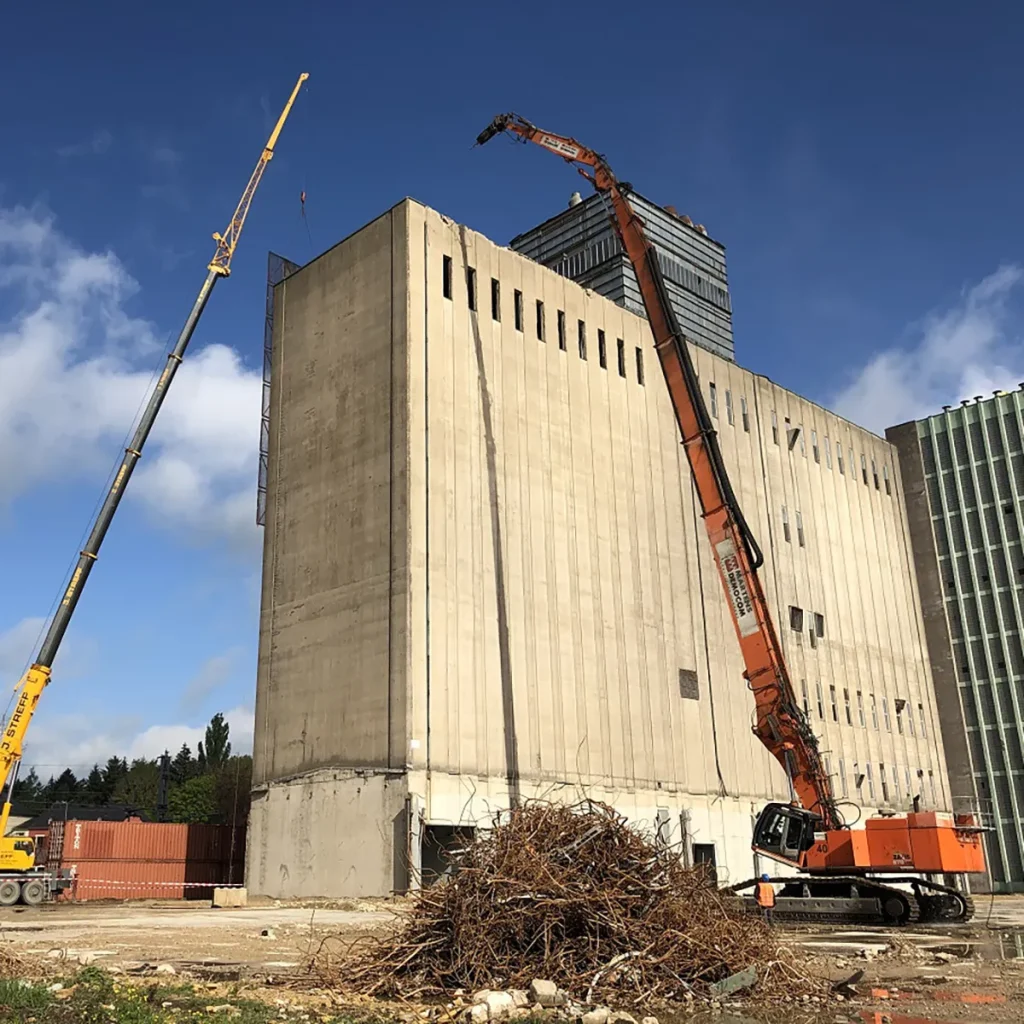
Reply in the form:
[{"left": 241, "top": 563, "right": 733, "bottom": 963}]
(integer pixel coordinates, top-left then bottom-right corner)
[{"left": 510, "top": 190, "right": 734, "bottom": 362}]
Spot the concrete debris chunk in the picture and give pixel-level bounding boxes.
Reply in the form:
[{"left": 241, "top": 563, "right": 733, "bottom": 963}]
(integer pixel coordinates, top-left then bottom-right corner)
[
  {"left": 484, "top": 991, "right": 515, "bottom": 1019},
  {"left": 510, "top": 990, "right": 530, "bottom": 1009},
  {"left": 468, "top": 1003, "right": 490, "bottom": 1023},
  {"left": 155, "top": 963, "right": 177, "bottom": 975},
  {"left": 709, "top": 967, "right": 757, "bottom": 998},
  {"left": 529, "top": 980, "right": 563, "bottom": 1007},
  {"left": 609, "top": 1013, "right": 636, "bottom": 1024},
  {"left": 472, "top": 991, "right": 492, "bottom": 1005},
  {"left": 640, "top": 1016, "right": 659, "bottom": 1024},
  {"left": 212, "top": 887, "right": 247, "bottom": 908},
  {"left": 581, "top": 1009, "right": 609, "bottom": 1024}
]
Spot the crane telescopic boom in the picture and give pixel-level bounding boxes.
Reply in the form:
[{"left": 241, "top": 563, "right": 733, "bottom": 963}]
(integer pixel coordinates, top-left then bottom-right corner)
[
  {"left": 0, "top": 73, "right": 309, "bottom": 843},
  {"left": 476, "top": 112, "right": 840, "bottom": 829}
]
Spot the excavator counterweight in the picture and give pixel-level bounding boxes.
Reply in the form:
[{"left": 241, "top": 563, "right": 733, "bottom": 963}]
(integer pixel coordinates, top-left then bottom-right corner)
[{"left": 476, "top": 112, "right": 985, "bottom": 924}]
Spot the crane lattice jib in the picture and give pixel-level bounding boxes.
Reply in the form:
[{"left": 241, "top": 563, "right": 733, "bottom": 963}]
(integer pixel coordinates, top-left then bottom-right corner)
[
  {"left": 477, "top": 113, "right": 841, "bottom": 830},
  {"left": 0, "top": 73, "right": 308, "bottom": 838}
]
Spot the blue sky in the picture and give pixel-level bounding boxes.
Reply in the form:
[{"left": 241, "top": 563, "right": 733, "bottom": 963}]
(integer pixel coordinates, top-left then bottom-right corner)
[{"left": 2, "top": 1, "right": 1024, "bottom": 773}]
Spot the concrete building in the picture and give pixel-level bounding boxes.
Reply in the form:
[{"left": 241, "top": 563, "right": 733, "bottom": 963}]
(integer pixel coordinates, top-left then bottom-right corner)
[
  {"left": 248, "top": 199, "right": 952, "bottom": 898},
  {"left": 510, "top": 191, "right": 734, "bottom": 362},
  {"left": 889, "top": 391, "right": 1024, "bottom": 891}
]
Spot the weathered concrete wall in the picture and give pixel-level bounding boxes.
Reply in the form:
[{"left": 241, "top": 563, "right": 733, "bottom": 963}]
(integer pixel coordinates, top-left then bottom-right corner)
[
  {"left": 253, "top": 205, "right": 410, "bottom": 786},
  {"left": 246, "top": 770, "right": 409, "bottom": 898},
  {"left": 250, "top": 199, "right": 954, "bottom": 897}
]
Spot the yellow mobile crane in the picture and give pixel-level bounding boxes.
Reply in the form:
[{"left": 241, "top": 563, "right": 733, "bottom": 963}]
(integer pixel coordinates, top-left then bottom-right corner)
[{"left": 0, "top": 73, "right": 308, "bottom": 906}]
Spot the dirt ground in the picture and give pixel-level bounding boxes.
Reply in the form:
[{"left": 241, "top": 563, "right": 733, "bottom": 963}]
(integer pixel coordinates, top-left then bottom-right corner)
[{"left": 3, "top": 894, "right": 1024, "bottom": 1023}]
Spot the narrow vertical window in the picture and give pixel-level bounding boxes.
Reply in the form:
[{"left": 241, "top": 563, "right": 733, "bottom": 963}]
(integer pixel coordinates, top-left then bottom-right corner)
[
  {"left": 796, "top": 511, "right": 805, "bottom": 547},
  {"left": 598, "top": 329, "right": 607, "bottom": 369},
  {"left": 843, "top": 688, "right": 852, "bottom": 725},
  {"left": 825, "top": 435, "right": 832, "bottom": 469},
  {"left": 928, "top": 770, "right": 936, "bottom": 803},
  {"left": 857, "top": 691, "right": 865, "bottom": 727},
  {"left": 872, "top": 456, "right": 879, "bottom": 489},
  {"left": 881, "top": 763, "right": 890, "bottom": 802},
  {"left": 892, "top": 765, "right": 901, "bottom": 799},
  {"left": 908, "top": 704, "right": 916, "bottom": 736},
  {"left": 850, "top": 447, "right": 855, "bottom": 479},
  {"left": 814, "top": 612, "right": 824, "bottom": 638},
  {"left": 741, "top": 396, "right": 750, "bottom": 432},
  {"left": 866, "top": 763, "right": 875, "bottom": 800},
  {"left": 466, "top": 267, "right": 477, "bottom": 311},
  {"left": 635, "top": 347, "right": 645, "bottom": 385},
  {"left": 577, "top": 319, "right": 587, "bottom": 360},
  {"left": 883, "top": 464, "right": 891, "bottom": 495},
  {"left": 557, "top": 310, "right": 566, "bottom": 350},
  {"left": 513, "top": 289, "right": 523, "bottom": 331},
  {"left": 896, "top": 701, "right": 904, "bottom": 735},
  {"left": 918, "top": 703, "right": 928, "bottom": 738},
  {"left": 536, "top": 300, "right": 546, "bottom": 341},
  {"left": 870, "top": 693, "right": 879, "bottom": 730},
  {"left": 771, "top": 410, "right": 779, "bottom": 445},
  {"left": 839, "top": 758, "right": 848, "bottom": 797},
  {"left": 815, "top": 682, "right": 824, "bottom": 719},
  {"left": 490, "top": 278, "right": 501, "bottom": 321},
  {"left": 904, "top": 766, "right": 912, "bottom": 795},
  {"left": 829, "top": 685, "right": 838, "bottom": 722},
  {"left": 442, "top": 255, "right": 452, "bottom": 299},
  {"left": 789, "top": 606, "right": 804, "bottom": 631},
  {"left": 782, "top": 505, "right": 791, "bottom": 543},
  {"left": 801, "top": 679, "right": 810, "bottom": 716},
  {"left": 882, "top": 698, "right": 891, "bottom": 732},
  {"left": 617, "top": 338, "right": 626, "bottom": 377},
  {"left": 812, "top": 429, "right": 819, "bottom": 463},
  {"left": 798, "top": 424, "right": 806, "bottom": 456},
  {"left": 725, "top": 389, "right": 734, "bottom": 424},
  {"left": 709, "top": 382, "right": 718, "bottom": 418},
  {"left": 825, "top": 756, "right": 833, "bottom": 782},
  {"left": 861, "top": 452, "right": 868, "bottom": 485},
  {"left": 837, "top": 443, "right": 845, "bottom": 475}
]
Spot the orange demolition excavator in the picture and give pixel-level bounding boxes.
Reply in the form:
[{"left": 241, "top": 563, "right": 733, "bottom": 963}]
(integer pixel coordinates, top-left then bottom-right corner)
[{"left": 476, "top": 113, "right": 985, "bottom": 924}]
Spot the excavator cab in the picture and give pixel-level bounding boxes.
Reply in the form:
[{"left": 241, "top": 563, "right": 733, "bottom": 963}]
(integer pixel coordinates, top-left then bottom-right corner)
[{"left": 753, "top": 803, "right": 819, "bottom": 866}]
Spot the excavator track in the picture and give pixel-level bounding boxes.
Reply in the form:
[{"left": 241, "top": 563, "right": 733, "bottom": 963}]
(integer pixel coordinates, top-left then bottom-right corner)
[{"left": 731, "top": 875, "right": 932, "bottom": 926}]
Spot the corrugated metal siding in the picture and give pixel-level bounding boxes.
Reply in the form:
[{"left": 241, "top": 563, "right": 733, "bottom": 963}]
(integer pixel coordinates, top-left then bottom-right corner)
[{"left": 58, "top": 821, "right": 244, "bottom": 901}]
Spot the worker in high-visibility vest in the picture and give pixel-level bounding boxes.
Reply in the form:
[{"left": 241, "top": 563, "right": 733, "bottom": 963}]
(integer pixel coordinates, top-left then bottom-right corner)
[{"left": 755, "top": 873, "right": 776, "bottom": 926}]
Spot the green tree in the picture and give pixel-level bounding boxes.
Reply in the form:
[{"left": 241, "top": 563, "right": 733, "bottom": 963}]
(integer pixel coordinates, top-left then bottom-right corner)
[
  {"left": 101, "top": 757, "right": 128, "bottom": 801},
  {"left": 84, "top": 765, "right": 105, "bottom": 806},
  {"left": 112, "top": 759, "right": 160, "bottom": 817},
  {"left": 171, "top": 743, "right": 196, "bottom": 784},
  {"left": 50, "top": 768, "right": 79, "bottom": 805},
  {"left": 168, "top": 774, "right": 217, "bottom": 824},
  {"left": 11, "top": 767, "right": 43, "bottom": 807},
  {"left": 198, "top": 713, "right": 231, "bottom": 770},
  {"left": 214, "top": 755, "right": 253, "bottom": 827}
]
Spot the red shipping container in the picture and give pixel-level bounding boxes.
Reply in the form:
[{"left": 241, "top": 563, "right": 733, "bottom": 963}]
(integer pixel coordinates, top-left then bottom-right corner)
[{"left": 54, "top": 820, "right": 245, "bottom": 901}]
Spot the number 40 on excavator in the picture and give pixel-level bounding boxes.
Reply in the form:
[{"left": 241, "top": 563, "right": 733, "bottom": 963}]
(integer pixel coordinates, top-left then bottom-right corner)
[{"left": 475, "top": 112, "right": 985, "bottom": 926}]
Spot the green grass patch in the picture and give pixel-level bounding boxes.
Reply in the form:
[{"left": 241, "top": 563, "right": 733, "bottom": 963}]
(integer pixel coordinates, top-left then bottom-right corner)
[{"left": 0, "top": 968, "right": 370, "bottom": 1023}]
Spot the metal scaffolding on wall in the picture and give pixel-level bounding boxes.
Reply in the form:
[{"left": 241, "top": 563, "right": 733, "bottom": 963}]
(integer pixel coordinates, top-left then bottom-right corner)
[{"left": 258, "top": 252, "right": 301, "bottom": 526}]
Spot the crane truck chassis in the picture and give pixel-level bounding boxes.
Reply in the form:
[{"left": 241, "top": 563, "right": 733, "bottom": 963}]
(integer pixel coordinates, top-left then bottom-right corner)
[{"left": 475, "top": 113, "right": 986, "bottom": 925}]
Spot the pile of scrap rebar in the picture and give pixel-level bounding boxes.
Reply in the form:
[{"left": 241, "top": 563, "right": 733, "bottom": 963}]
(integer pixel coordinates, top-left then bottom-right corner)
[{"left": 313, "top": 801, "right": 817, "bottom": 1002}]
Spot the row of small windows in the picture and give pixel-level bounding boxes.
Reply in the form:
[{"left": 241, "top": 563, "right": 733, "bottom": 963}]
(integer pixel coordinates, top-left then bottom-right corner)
[
  {"left": 823, "top": 756, "right": 938, "bottom": 806},
  {"left": 781, "top": 506, "right": 806, "bottom": 547},
  {"left": 442, "top": 256, "right": 645, "bottom": 385},
  {"left": 799, "top": 678, "right": 928, "bottom": 738},
  {"left": 789, "top": 605, "right": 824, "bottom": 645},
  {"left": 704, "top": 379, "right": 894, "bottom": 496}
]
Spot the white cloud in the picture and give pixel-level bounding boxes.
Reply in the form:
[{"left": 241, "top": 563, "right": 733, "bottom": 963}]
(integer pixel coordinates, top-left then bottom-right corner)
[
  {"left": 21, "top": 704, "right": 254, "bottom": 773},
  {"left": 832, "top": 265, "right": 1024, "bottom": 434},
  {"left": 179, "top": 649, "right": 241, "bottom": 714},
  {"left": 56, "top": 130, "right": 113, "bottom": 158},
  {"left": 0, "top": 203, "right": 261, "bottom": 547}
]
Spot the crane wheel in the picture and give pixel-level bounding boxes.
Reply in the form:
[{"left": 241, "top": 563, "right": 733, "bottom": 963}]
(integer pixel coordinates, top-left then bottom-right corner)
[
  {"left": 0, "top": 879, "right": 22, "bottom": 906},
  {"left": 20, "top": 879, "right": 46, "bottom": 906}
]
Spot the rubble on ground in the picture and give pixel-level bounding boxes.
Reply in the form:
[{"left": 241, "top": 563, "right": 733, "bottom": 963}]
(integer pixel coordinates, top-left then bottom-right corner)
[{"left": 308, "top": 801, "right": 824, "bottom": 1004}]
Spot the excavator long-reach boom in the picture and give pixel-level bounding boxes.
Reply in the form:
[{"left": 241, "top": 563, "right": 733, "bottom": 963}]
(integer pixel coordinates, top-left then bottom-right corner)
[
  {"left": 476, "top": 113, "right": 840, "bottom": 830},
  {"left": 0, "top": 73, "right": 308, "bottom": 861},
  {"left": 477, "top": 113, "right": 986, "bottom": 925}
]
